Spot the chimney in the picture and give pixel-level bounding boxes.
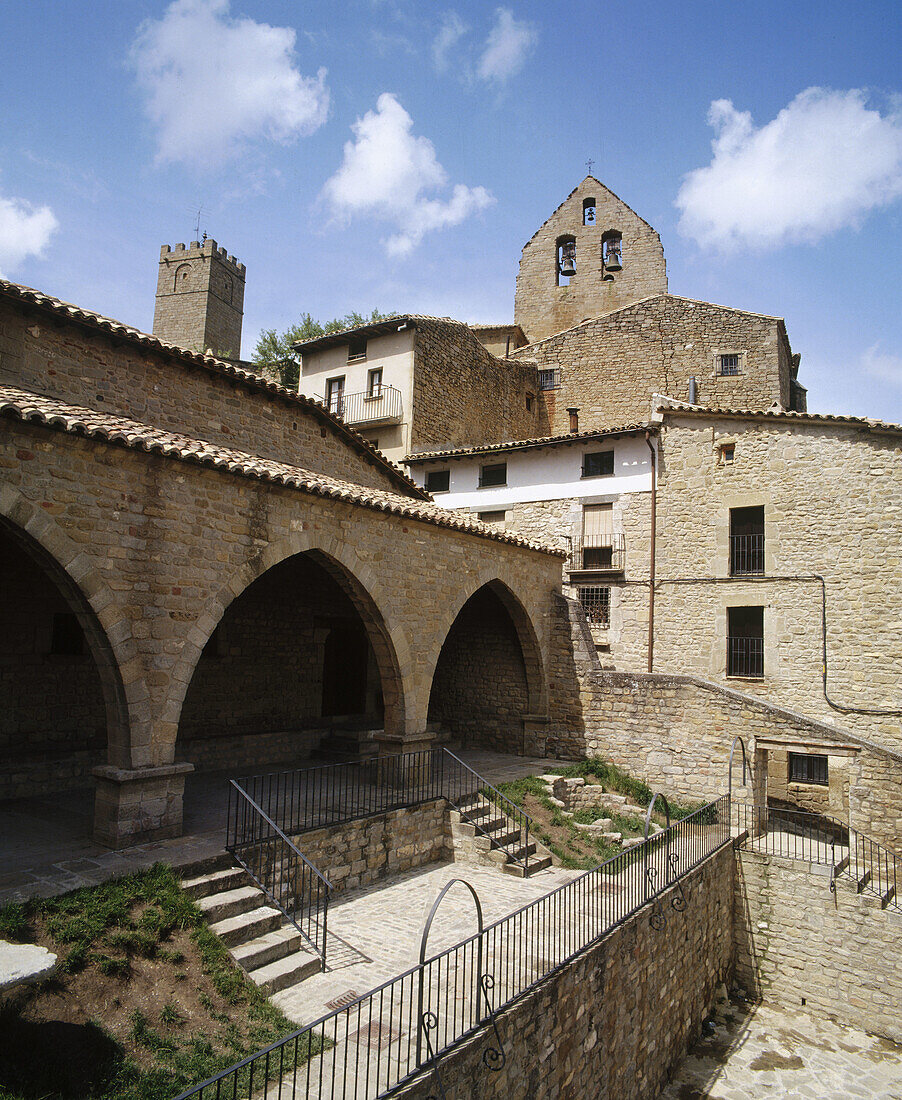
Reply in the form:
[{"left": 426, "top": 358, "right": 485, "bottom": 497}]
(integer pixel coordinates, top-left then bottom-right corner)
[{"left": 567, "top": 407, "right": 580, "bottom": 434}]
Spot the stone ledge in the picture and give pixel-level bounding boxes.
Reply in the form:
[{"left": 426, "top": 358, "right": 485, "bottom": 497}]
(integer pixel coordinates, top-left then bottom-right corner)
[{"left": 92, "top": 762, "right": 195, "bottom": 784}]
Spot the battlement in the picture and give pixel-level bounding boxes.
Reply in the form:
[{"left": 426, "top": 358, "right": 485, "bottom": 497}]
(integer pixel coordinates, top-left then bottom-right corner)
[{"left": 159, "top": 240, "right": 246, "bottom": 276}]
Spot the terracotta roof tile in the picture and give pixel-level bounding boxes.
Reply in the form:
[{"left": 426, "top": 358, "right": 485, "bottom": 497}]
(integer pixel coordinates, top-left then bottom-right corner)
[
  {"left": 0, "top": 385, "right": 565, "bottom": 557},
  {"left": 654, "top": 395, "right": 902, "bottom": 435},
  {"left": 405, "top": 424, "right": 653, "bottom": 464}
]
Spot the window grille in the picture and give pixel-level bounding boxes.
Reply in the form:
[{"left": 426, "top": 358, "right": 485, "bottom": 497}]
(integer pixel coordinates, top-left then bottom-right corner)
[
  {"left": 538, "top": 368, "right": 561, "bottom": 391},
  {"left": 579, "top": 586, "right": 611, "bottom": 627},
  {"left": 719, "top": 354, "right": 740, "bottom": 376},
  {"left": 727, "top": 606, "right": 764, "bottom": 678},
  {"left": 788, "top": 753, "right": 828, "bottom": 786}
]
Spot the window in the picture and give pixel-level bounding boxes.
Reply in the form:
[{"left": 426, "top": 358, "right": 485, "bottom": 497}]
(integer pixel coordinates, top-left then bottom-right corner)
[
  {"left": 719, "top": 354, "right": 740, "bottom": 376},
  {"left": 727, "top": 606, "right": 764, "bottom": 678},
  {"left": 730, "top": 506, "right": 764, "bottom": 575},
  {"left": 366, "top": 367, "right": 383, "bottom": 397},
  {"left": 788, "top": 753, "right": 828, "bottom": 786},
  {"left": 582, "top": 450, "right": 614, "bottom": 478},
  {"left": 538, "top": 368, "right": 561, "bottom": 391},
  {"left": 348, "top": 337, "right": 367, "bottom": 362},
  {"left": 477, "top": 510, "right": 506, "bottom": 525},
  {"left": 583, "top": 198, "right": 597, "bottom": 226},
  {"left": 719, "top": 443, "right": 735, "bottom": 464},
  {"left": 579, "top": 586, "right": 610, "bottom": 627},
  {"left": 425, "top": 469, "right": 450, "bottom": 494},
  {"left": 526, "top": 393, "right": 534, "bottom": 412},
  {"left": 581, "top": 503, "right": 615, "bottom": 568},
  {"left": 50, "top": 612, "right": 85, "bottom": 656},
  {"left": 325, "top": 376, "right": 345, "bottom": 415},
  {"left": 479, "top": 462, "right": 507, "bottom": 488}
]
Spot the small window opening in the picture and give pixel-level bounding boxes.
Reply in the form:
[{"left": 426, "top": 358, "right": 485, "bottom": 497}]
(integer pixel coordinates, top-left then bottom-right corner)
[
  {"left": 426, "top": 469, "right": 450, "bottom": 494},
  {"left": 50, "top": 612, "right": 85, "bottom": 656},
  {"left": 727, "top": 605, "right": 764, "bottom": 678},
  {"left": 602, "top": 231, "right": 622, "bottom": 278},
  {"left": 367, "top": 367, "right": 383, "bottom": 397},
  {"left": 173, "top": 263, "right": 191, "bottom": 292},
  {"left": 348, "top": 337, "right": 367, "bottom": 362},
  {"left": 583, "top": 198, "right": 597, "bottom": 226},
  {"left": 538, "top": 368, "right": 561, "bottom": 390},
  {"left": 730, "top": 506, "right": 764, "bottom": 575},
  {"left": 479, "top": 462, "right": 507, "bottom": 488},
  {"left": 788, "top": 753, "right": 828, "bottom": 786},
  {"left": 719, "top": 443, "right": 735, "bottom": 464},
  {"left": 579, "top": 586, "right": 610, "bottom": 627},
  {"left": 477, "top": 510, "right": 506, "bottom": 525},
  {"left": 719, "top": 354, "right": 740, "bottom": 376},
  {"left": 325, "top": 376, "right": 345, "bottom": 416},
  {"left": 582, "top": 450, "right": 614, "bottom": 478},
  {"left": 526, "top": 393, "right": 534, "bottom": 412},
  {"left": 556, "top": 236, "right": 576, "bottom": 286}
]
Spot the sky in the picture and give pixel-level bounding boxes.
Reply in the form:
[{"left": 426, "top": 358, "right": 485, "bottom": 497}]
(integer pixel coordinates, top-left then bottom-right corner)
[{"left": 0, "top": 0, "right": 901, "bottom": 420}]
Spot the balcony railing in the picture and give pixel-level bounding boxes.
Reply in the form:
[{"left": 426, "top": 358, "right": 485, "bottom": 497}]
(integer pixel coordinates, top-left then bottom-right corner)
[
  {"left": 727, "top": 635, "right": 764, "bottom": 678},
  {"left": 730, "top": 533, "right": 765, "bottom": 575},
  {"left": 567, "top": 533, "right": 626, "bottom": 574},
  {"left": 324, "top": 385, "right": 403, "bottom": 427}
]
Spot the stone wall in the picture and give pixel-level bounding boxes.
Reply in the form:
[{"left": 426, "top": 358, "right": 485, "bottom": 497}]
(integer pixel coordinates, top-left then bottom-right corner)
[
  {"left": 152, "top": 240, "right": 246, "bottom": 358},
  {"left": 396, "top": 843, "right": 734, "bottom": 1100},
  {"left": 514, "top": 176, "right": 668, "bottom": 344},
  {"left": 410, "top": 319, "right": 545, "bottom": 453},
  {"left": 734, "top": 849, "right": 902, "bottom": 1041},
  {"left": 290, "top": 800, "right": 449, "bottom": 895},
  {"left": 653, "top": 412, "right": 902, "bottom": 751},
  {"left": 515, "top": 295, "right": 791, "bottom": 435},
  {"left": 0, "top": 295, "right": 407, "bottom": 496}
]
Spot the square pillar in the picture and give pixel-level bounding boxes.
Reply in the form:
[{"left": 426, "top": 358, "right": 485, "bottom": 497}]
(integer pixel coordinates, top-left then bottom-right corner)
[{"left": 92, "top": 762, "right": 194, "bottom": 849}]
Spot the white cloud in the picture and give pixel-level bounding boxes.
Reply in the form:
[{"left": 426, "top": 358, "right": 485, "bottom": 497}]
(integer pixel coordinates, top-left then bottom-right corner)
[
  {"left": 433, "top": 11, "right": 467, "bottom": 72},
  {"left": 0, "top": 194, "right": 58, "bottom": 279},
  {"left": 321, "top": 93, "right": 493, "bottom": 256},
  {"left": 862, "top": 343, "right": 902, "bottom": 389},
  {"left": 477, "top": 7, "right": 536, "bottom": 84},
  {"left": 131, "top": 0, "right": 329, "bottom": 167},
  {"left": 676, "top": 88, "right": 902, "bottom": 251}
]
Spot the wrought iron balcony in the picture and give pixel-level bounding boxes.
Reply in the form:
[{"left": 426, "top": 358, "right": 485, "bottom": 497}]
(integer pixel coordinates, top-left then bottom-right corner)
[
  {"left": 566, "top": 533, "right": 626, "bottom": 575},
  {"left": 730, "top": 533, "right": 765, "bottom": 575},
  {"left": 324, "top": 385, "right": 403, "bottom": 427}
]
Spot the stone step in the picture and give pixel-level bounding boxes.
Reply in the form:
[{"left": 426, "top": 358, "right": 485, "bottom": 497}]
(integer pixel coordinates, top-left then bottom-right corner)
[
  {"left": 250, "top": 950, "right": 323, "bottom": 995},
  {"left": 182, "top": 867, "right": 249, "bottom": 900},
  {"left": 232, "top": 925, "right": 304, "bottom": 972},
  {"left": 209, "top": 905, "right": 283, "bottom": 947},
  {"left": 197, "top": 885, "right": 265, "bottom": 924},
  {"left": 503, "top": 855, "right": 553, "bottom": 878}
]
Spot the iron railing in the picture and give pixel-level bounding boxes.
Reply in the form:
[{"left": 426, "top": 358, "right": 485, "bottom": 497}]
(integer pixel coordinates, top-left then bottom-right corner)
[
  {"left": 727, "top": 635, "right": 764, "bottom": 678},
  {"left": 325, "top": 386, "right": 403, "bottom": 427},
  {"left": 176, "top": 795, "right": 730, "bottom": 1100},
  {"left": 227, "top": 782, "right": 332, "bottom": 963},
  {"left": 229, "top": 748, "right": 535, "bottom": 874},
  {"left": 733, "top": 803, "right": 899, "bottom": 910},
  {"left": 567, "top": 533, "right": 626, "bottom": 573},
  {"left": 729, "top": 533, "right": 765, "bottom": 575}
]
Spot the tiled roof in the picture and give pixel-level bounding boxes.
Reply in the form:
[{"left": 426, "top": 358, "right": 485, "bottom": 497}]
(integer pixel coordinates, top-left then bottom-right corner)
[
  {"left": 0, "top": 385, "right": 565, "bottom": 557},
  {"left": 654, "top": 395, "right": 902, "bottom": 435},
  {"left": 0, "top": 279, "right": 425, "bottom": 499},
  {"left": 291, "top": 313, "right": 498, "bottom": 353},
  {"left": 405, "top": 424, "right": 653, "bottom": 464}
]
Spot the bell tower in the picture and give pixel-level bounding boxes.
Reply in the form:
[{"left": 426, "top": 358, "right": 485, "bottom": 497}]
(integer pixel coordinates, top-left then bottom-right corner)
[
  {"left": 514, "top": 176, "right": 667, "bottom": 343},
  {"left": 153, "top": 239, "right": 246, "bottom": 359}
]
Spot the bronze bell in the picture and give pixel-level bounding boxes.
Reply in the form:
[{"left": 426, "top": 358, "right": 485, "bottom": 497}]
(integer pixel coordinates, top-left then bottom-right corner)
[
  {"left": 604, "top": 240, "right": 622, "bottom": 272},
  {"left": 559, "top": 241, "right": 576, "bottom": 278}
]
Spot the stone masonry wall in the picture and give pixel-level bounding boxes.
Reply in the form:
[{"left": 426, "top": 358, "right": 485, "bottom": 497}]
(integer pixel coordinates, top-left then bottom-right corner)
[
  {"left": 396, "top": 843, "right": 734, "bottom": 1100},
  {"left": 516, "top": 296, "right": 791, "bottom": 436},
  {"left": 290, "top": 799, "right": 449, "bottom": 895},
  {"left": 653, "top": 414, "right": 902, "bottom": 751},
  {"left": 0, "top": 297, "right": 405, "bottom": 495},
  {"left": 410, "top": 319, "right": 546, "bottom": 453},
  {"left": 514, "top": 176, "right": 668, "bottom": 344},
  {"left": 734, "top": 850, "right": 902, "bottom": 1041},
  {"left": 152, "top": 241, "right": 246, "bottom": 359}
]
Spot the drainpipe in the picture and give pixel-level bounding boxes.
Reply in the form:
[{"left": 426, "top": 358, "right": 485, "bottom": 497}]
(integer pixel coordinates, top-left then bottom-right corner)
[{"left": 645, "top": 430, "right": 657, "bottom": 672}]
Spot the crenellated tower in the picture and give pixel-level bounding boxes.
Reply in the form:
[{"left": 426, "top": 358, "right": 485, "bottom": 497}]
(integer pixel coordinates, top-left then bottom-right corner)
[{"left": 153, "top": 239, "right": 246, "bottom": 358}]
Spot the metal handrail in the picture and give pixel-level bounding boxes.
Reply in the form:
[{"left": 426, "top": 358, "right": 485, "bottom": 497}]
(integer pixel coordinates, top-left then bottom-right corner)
[
  {"left": 566, "top": 533, "right": 626, "bottom": 573},
  {"left": 227, "top": 780, "right": 331, "bottom": 963},
  {"left": 324, "top": 385, "right": 403, "bottom": 425},
  {"left": 175, "top": 794, "right": 730, "bottom": 1100}
]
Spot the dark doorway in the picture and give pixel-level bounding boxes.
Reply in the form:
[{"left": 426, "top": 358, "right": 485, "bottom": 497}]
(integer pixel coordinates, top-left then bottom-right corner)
[{"left": 321, "top": 621, "right": 370, "bottom": 717}]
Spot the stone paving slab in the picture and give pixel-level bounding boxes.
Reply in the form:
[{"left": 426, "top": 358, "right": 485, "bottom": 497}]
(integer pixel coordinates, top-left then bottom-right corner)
[{"left": 661, "top": 994, "right": 902, "bottom": 1100}]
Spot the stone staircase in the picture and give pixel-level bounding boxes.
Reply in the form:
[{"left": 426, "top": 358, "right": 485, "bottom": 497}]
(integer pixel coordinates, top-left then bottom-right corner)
[
  {"left": 181, "top": 858, "right": 322, "bottom": 995},
  {"left": 450, "top": 792, "right": 554, "bottom": 877}
]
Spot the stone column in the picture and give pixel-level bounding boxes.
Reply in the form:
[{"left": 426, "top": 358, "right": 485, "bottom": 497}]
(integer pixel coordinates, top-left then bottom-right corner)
[{"left": 92, "top": 762, "right": 194, "bottom": 849}]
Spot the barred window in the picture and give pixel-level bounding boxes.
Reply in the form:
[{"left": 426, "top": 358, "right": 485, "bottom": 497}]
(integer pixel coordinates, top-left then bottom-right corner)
[
  {"left": 538, "top": 368, "right": 561, "bottom": 391},
  {"left": 788, "top": 753, "right": 828, "bottom": 786},
  {"left": 579, "top": 586, "right": 610, "bottom": 627},
  {"left": 719, "top": 354, "right": 740, "bottom": 376}
]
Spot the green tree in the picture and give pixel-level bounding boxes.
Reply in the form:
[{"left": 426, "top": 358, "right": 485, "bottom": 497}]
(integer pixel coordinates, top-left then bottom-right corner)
[{"left": 252, "top": 309, "right": 394, "bottom": 389}]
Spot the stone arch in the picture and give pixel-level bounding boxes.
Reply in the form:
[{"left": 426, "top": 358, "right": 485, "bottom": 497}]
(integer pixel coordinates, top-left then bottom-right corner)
[
  {"left": 0, "top": 492, "right": 132, "bottom": 773},
  {"left": 168, "top": 530, "right": 411, "bottom": 764}
]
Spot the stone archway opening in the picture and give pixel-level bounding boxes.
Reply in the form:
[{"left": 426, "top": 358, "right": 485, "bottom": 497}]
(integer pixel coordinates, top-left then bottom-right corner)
[
  {"left": 428, "top": 582, "right": 543, "bottom": 755},
  {"left": 177, "top": 551, "right": 400, "bottom": 774},
  {"left": 0, "top": 519, "right": 124, "bottom": 809}
]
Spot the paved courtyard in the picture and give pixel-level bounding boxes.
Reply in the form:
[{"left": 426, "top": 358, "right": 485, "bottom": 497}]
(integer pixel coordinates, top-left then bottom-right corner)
[{"left": 661, "top": 994, "right": 902, "bottom": 1100}]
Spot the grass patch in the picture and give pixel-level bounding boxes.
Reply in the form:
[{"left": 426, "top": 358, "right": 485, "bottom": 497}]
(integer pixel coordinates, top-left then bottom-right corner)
[{"left": 0, "top": 863, "right": 328, "bottom": 1100}]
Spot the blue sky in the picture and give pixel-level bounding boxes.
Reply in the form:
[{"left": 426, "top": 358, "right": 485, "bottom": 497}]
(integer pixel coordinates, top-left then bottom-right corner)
[{"left": 1, "top": 0, "right": 901, "bottom": 420}]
